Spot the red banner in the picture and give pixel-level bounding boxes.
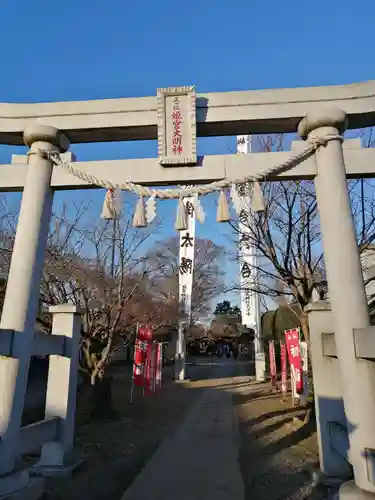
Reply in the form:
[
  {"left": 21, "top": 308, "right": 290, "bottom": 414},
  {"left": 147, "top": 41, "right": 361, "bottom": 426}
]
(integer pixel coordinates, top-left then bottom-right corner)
[
  {"left": 284, "top": 328, "right": 302, "bottom": 394},
  {"left": 269, "top": 340, "right": 277, "bottom": 387},
  {"left": 280, "top": 342, "right": 287, "bottom": 395},
  {"left": 133, "top": 339, "right": 148, "bottom": 387},
  {"left": 132, "top": 326, "right": 153, "bottom": 388}
]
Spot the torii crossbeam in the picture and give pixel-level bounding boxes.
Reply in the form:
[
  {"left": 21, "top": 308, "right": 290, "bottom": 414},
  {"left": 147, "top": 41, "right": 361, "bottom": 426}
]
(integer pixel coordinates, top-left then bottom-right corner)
[{"left": 0, "top": 81, "right": 375, "bottom": 499}]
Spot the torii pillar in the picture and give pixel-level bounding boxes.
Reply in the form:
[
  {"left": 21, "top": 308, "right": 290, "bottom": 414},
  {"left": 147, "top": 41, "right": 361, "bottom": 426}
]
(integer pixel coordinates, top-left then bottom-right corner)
[
  {"left": 299, "top": 109, "right": 375, "bottom": 499},
  {"left": 0, "top": 125, "right": 69, "bottom": 493}
]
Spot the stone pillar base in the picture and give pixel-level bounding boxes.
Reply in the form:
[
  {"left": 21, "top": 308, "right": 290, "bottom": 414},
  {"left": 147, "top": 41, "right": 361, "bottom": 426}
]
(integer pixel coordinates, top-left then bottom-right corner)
[
  {"left": 338, "top": 481, "right": 375, "bottom": 499},
  {"left": 312, "top": 470, "right": 349, "bottom": 489},
  {"left": 255, "top": 354, "right": 266, "bottom": 381},
  {"left": 0, "top": 472, "right": 43, "bottom": 500},
  {"left": 28, "top": 452, "right": 84, "bottom": 478},
  {"left": 174, "top": 355, "right": 185, "bottom": 381},
  {"left": 28, "top": 462, "right": 79, "bottom": 478}
]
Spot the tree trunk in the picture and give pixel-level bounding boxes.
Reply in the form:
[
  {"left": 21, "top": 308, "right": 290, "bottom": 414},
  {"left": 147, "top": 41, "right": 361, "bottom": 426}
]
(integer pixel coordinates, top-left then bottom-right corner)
[
  {"left": 78, "top": 374, "right": 116, "bottom": 421},
  {"left": 90, "top": 375, "right": 114, "bottom": 419},
  {"left": 299, "top": 310, "right": 310, "bottom": 343}
]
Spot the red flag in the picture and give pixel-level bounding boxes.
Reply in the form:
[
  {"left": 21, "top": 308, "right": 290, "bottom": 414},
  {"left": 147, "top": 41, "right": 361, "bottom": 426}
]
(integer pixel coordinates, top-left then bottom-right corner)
[
  {"left": 133, "top": 339, "right": 147, "bottom": 387},
  {"left": 132, "top": 325, "right": 153, "bottom": 388},
  {"left": 284, "top": 328, "right": 303, "bottom": 394}
]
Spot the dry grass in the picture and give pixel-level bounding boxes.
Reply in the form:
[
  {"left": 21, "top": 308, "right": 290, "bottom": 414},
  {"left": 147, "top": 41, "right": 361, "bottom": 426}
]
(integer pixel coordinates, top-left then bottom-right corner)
[{"left": 233, "top": 382, "right": 333, "bottom": 500}]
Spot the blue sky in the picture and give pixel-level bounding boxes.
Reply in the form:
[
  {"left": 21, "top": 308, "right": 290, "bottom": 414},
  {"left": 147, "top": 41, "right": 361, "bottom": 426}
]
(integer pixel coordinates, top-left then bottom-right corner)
[{"left": 0, "top": 0, "right": 374, "bottom": 310}]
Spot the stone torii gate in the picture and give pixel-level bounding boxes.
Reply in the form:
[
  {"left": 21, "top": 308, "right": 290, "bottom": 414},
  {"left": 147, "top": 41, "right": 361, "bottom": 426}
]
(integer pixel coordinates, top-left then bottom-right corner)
[{"left": 1, "top": 81, "right": 375, "bottom": 499}]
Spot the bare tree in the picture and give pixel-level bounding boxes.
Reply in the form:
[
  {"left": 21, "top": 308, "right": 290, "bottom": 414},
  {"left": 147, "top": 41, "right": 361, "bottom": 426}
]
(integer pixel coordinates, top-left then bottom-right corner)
[
  {"left": 0, "top": 197, "right": 18, "bottom": 279},
  {"left": 2, "top": 196, "right": 221, "bottom": 393},
  {"left": 0, "top": 198, "right": 20, "bottom": 316},
  {"left": 40, "top": 201, "right": 162, "bottom": 387},
  {"left": 230, "top": 135, "right": 375, "bottom": 341}
]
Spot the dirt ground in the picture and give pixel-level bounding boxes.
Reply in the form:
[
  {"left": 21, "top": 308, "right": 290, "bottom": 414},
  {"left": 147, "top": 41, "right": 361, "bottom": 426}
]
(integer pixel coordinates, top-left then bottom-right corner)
[{"left": 233, "top": 381, "right": 334, "bottom": 500}]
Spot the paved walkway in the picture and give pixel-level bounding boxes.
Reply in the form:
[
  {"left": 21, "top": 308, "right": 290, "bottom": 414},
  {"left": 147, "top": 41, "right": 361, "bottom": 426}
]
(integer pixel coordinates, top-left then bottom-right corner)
[{"left": 121, "top": 383, "right": 245, "bottom": 500}]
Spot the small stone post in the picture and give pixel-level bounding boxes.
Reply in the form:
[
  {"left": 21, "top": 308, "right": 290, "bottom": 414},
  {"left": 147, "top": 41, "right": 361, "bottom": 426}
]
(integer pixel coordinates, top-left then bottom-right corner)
[
  {"left": 0, "top": 125, "right": 69, "bottom": 495},
  {"left": 32, "top": 304, "right": 83, "bottom": 476},
  {"left": 299, "top": 109, "right": 375, "bottom": 498},
  {"left": 174, "top": 323, "right": 186, "bottom": 381},
  {"left": 305, "top": 300, "right": 352, "bottom": 481}
]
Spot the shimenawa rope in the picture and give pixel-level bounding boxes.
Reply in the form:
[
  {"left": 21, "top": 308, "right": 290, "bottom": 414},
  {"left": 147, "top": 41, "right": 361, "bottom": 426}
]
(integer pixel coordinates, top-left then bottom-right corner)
[{"left": 43, "top": 134, "right": 343, "bottom": 200}]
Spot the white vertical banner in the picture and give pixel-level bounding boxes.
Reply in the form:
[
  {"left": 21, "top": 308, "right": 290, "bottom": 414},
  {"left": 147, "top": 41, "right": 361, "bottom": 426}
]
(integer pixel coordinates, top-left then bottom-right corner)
[
  {"left": 155, "top": 343, "right": 163, "bottom": 390},
  {"left": 176, "top": 193, "right": 197, "bottom": 380},
  {"left": 236, "top": 136, "right": 260, "bottom": 342},
  {"left": 237, "top": 183, "right": 257, "bottom": 329},
  {"left": 178, "top": 194, "right": 197, "bottom": 322},
  {"left": 300, "top": 341, "right": 309, "bottom": 405},
  {"left": 237, "top": 136, "right": 265, "bottom": 379}
]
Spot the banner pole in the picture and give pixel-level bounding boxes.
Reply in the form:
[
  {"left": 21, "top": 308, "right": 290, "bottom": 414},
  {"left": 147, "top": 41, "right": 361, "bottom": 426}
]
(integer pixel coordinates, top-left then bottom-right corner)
[{"left": 160, "top": 343, "right": 164, "bottom": 389}]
